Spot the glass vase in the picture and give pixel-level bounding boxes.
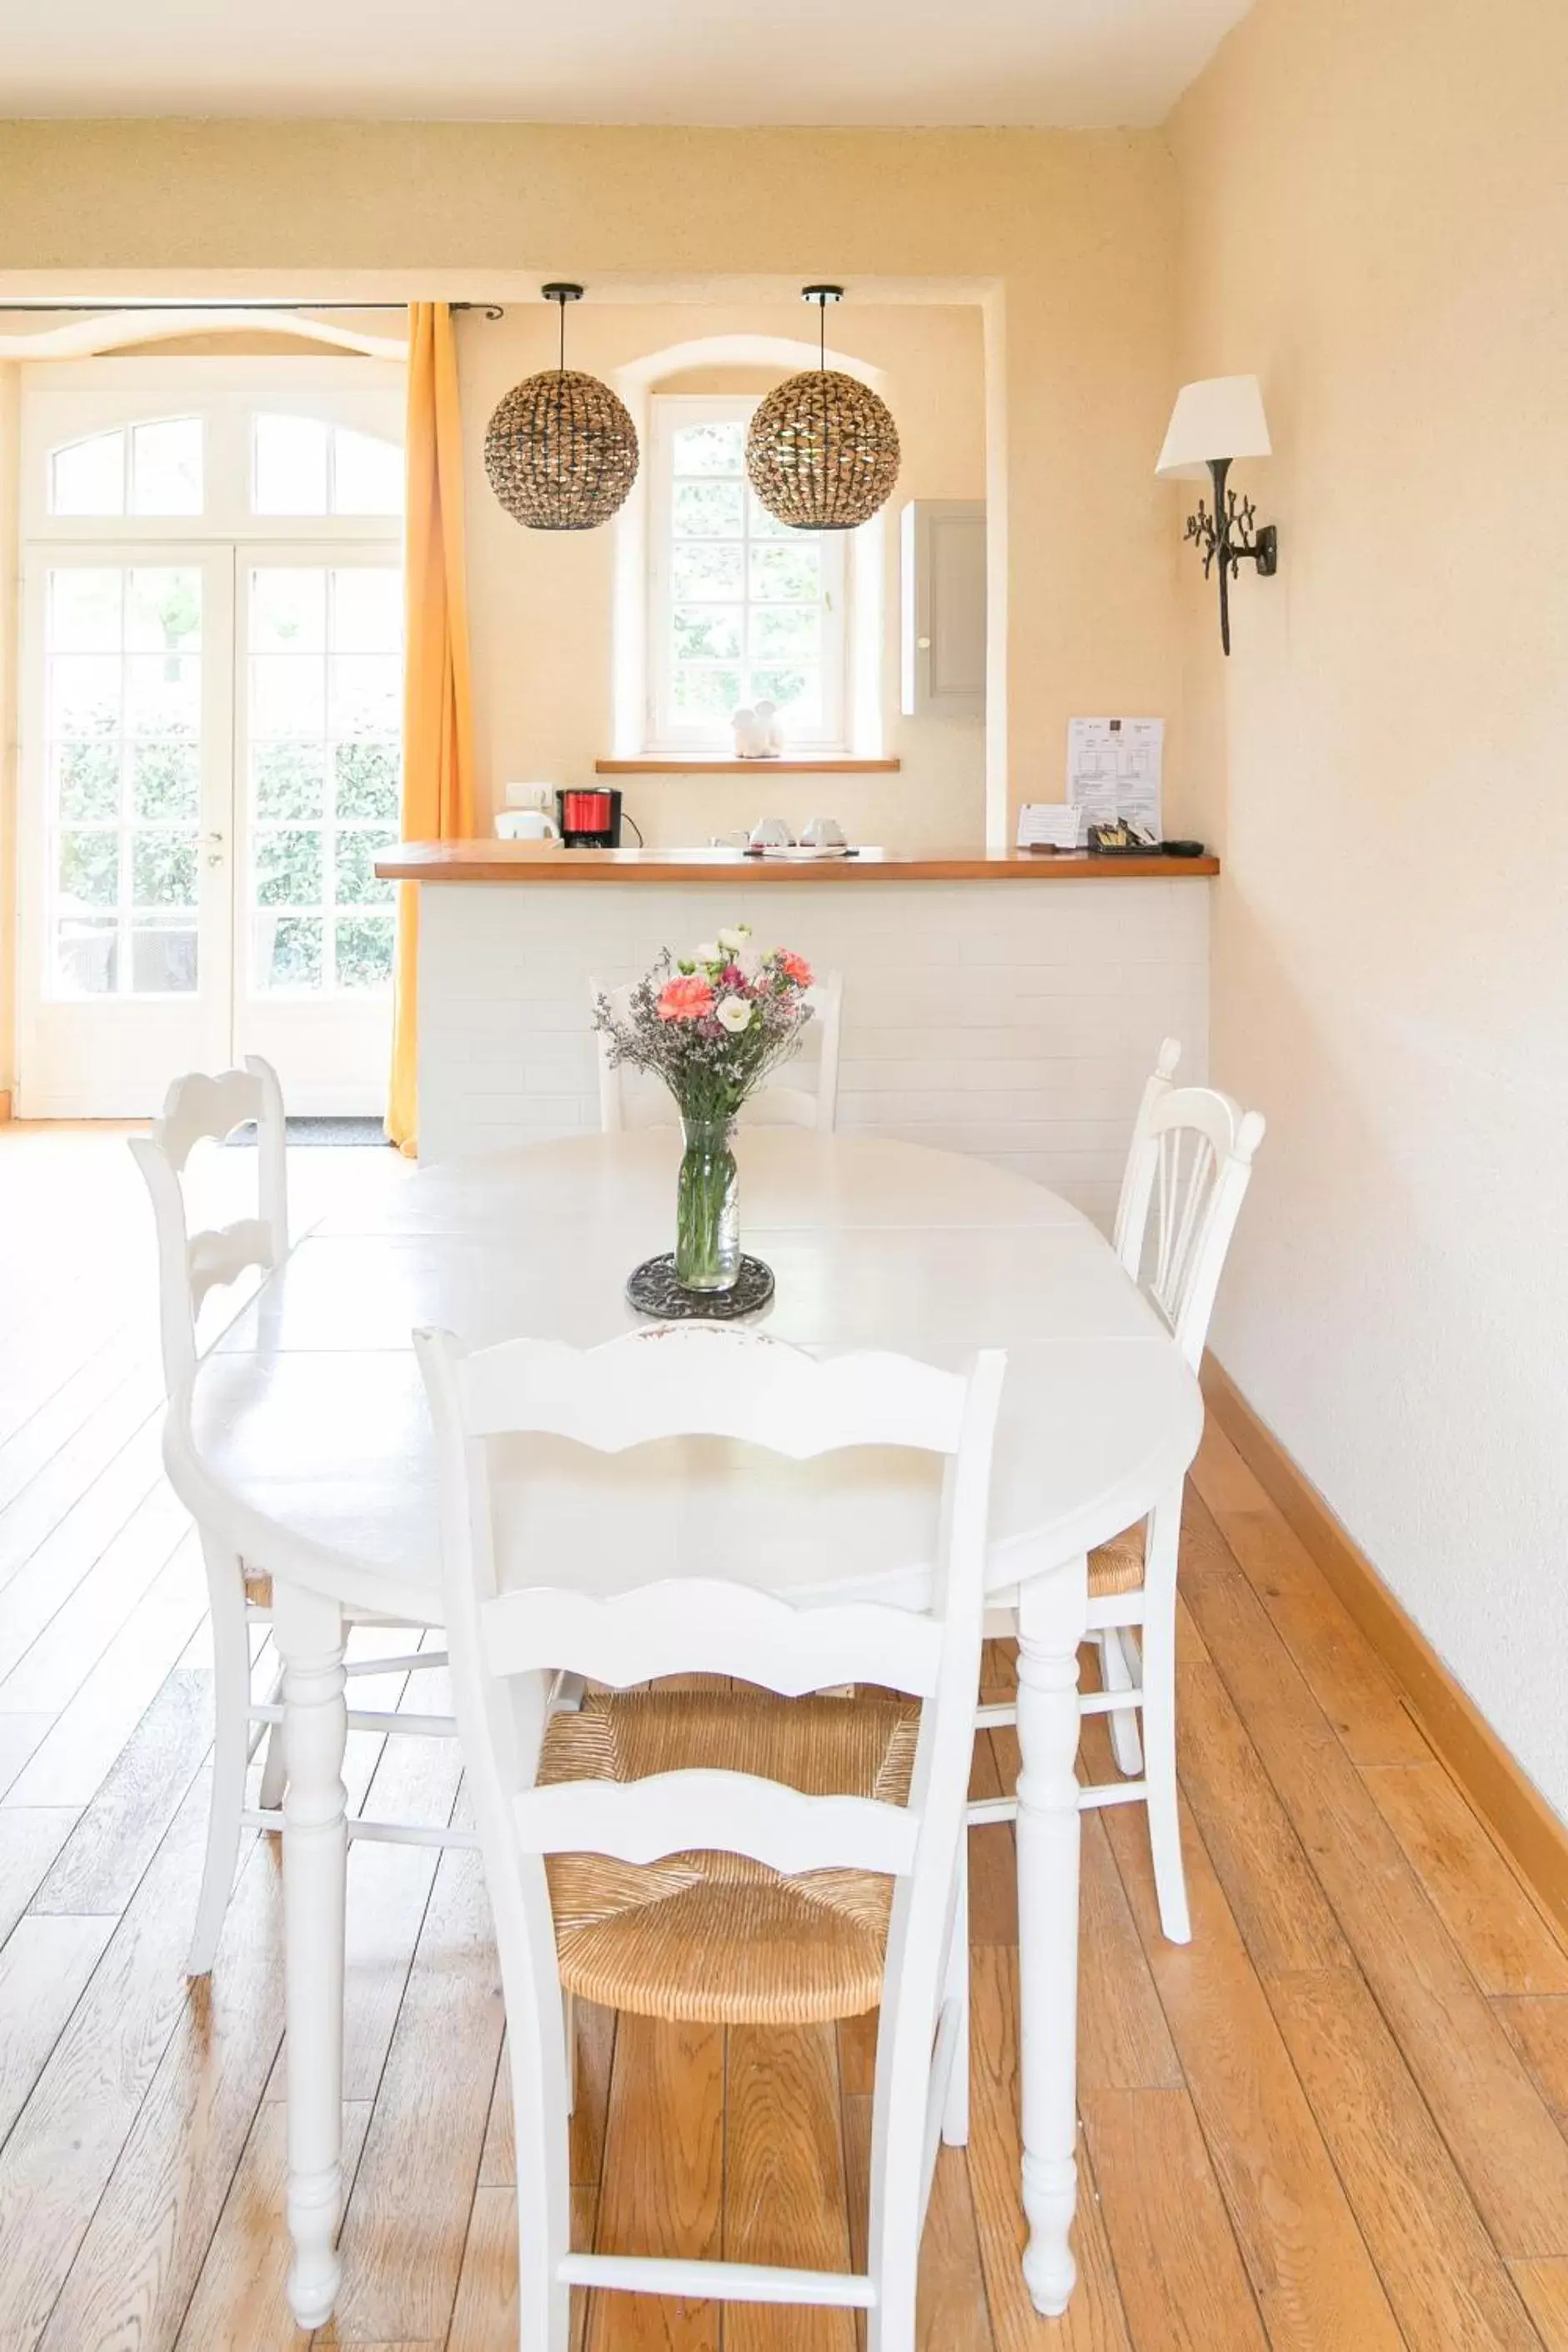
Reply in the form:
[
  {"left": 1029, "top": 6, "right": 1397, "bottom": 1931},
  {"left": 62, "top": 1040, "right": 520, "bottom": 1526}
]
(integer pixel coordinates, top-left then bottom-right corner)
[{"left": 675, "top": 1114, "right": 740, "bottom": 1291}]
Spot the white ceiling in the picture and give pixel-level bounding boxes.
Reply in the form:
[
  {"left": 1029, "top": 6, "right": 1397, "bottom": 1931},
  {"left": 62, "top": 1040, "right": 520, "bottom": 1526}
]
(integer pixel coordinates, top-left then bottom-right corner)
[{"left": 0, "top": 0, "right": 1255, "bottom": 129}]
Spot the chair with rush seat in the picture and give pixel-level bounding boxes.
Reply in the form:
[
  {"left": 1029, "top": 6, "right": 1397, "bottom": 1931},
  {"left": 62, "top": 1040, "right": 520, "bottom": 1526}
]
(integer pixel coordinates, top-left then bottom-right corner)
[
  {"left": 130, "top": 1056, "right": 459, "bottom": 1973},
  {"left": 971, "top": 1059, "right": 1265, "bottom": 1946},
  {"left": 594, "top": 970, "right": 844, "bottom": 1132},
  {"left": 417, "top": 1320, "right": 1004, "bottom": 2352}
]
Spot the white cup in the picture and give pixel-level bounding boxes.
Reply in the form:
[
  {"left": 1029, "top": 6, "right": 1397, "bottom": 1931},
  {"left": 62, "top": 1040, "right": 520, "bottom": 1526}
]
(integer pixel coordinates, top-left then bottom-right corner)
[
  {"left": 800, "top": 815, "right": 846, "bottom": 848},
  {"left": 496, "top": 810, "right": 561, "bottom": 842},
  {"left": 749, "top": 815, "right": 794, "bottom": 849}
]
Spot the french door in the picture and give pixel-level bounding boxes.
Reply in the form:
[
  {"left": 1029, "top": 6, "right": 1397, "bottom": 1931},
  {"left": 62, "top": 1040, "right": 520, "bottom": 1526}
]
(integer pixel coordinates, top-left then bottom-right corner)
[
  {"left": 18, "top": 542, "right": 402, "bottom": 1116},
  {"left": 233, "top": 546, "right": 401, "bottom": 1111}
]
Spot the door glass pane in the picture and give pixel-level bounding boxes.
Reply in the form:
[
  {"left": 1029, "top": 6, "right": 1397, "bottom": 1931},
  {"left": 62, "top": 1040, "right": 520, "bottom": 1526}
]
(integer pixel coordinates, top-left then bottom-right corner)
[
  {"left": 54, "top": 738, "right": 120, "bottom": 822},
  {"left": 257, "top": 915, "right": 323, "bottom": 990},
  {"left": 129, "top": 419, "right": 203, "bottom": 515},
  {"left": 43, "top": 562, "right": 203, "bottom": 998},
  {"left": 54, "top": 917, "right": 119, "bottom": 996},
  {"left": 333, "top": 740, "right": 398, "bottom": 818},
  {"left": 125, "top": 568, "right": 202, "bottom": 653},
  {"left": 247, "top": 561, "right": 403, "bottom": 995},
  {"left": 128, "top": 920, "right": 198, "bottom": 994},
  {"left": 131, "top": 737, "right": 200, "bottom": 820},
  {"left": 58, "top": 830, "right": 120, "bottom": 906},
  {"left": 335, "top": 915, "right": 395, "bottom": 989},
  {"left": 251, "top": 568, "right": 327, "bottom": 652},
  {"left": 50, "top": 569, "right": 122, "bottom": 649},
  {"left": 254, "top": 740, "right": 325, "bottom": 819},
  {"left": 331, "top": 567, "right": 402, "bottom": 652}
]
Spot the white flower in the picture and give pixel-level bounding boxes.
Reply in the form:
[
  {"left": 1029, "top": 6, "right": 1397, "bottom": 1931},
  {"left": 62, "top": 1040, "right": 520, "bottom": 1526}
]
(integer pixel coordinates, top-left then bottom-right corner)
[
  {"left": 715, "top": 995, "right": 754, "bottom": 1033},
  {"left": 693, "top": 941, "right": 721, "bottom": 965},
  {"left": 734, "top": 940, "right": 763, "bottom": 980},
  {"left": 718, "top": 925, "right": 752, "bottom": 951}
]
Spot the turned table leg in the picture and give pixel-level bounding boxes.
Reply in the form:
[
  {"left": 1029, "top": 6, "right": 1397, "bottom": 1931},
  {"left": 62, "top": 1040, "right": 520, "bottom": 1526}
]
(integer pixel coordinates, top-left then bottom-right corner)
[
  {"left": 1013, "top": 1552, "right": 1087, "bottom": 2317},
  {"left": 273, "top": 1578, "right": 348, "bottom": 2333}
]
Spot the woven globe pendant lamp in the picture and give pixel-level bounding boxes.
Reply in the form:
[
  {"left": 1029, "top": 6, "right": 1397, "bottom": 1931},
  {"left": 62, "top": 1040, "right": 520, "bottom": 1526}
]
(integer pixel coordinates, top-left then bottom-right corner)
[
  {"left": 484, "top": 283, "right": 639, "bottom": 531},
  {"left": 746, "top": 286, "right": 900, "bottom": 531}
]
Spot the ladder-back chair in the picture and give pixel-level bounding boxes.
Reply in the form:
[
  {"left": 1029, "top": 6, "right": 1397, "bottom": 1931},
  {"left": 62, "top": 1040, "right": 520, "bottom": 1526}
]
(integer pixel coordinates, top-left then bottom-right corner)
[
  {"left": 418, "top": 1320, "right": 1004, "bottom": 2352},
  {"left": 974, "top": 1071, "right": 1265, "bottom": 1945},
  {"left": 131, "top": 1057, "right": 458, "bottom": 1973}
]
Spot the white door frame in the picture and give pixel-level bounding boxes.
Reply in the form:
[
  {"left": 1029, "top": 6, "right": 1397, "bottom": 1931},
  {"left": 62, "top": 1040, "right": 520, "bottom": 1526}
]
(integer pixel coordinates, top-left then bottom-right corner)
[{"left": 14, "top": 357, "right": 403, "bottom": 1117}]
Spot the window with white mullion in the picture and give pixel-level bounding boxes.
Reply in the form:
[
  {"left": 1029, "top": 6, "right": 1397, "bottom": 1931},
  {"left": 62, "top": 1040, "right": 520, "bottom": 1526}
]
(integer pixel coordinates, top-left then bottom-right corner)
[{"left": 649, "top": 394, "right": 846, "bottom": 753}]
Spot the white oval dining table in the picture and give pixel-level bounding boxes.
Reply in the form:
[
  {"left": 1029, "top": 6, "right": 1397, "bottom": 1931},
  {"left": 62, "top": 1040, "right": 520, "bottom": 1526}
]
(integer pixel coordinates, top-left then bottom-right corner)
[{"left": 163, "top": 1126, "right": 1204, "bottom": 2332}]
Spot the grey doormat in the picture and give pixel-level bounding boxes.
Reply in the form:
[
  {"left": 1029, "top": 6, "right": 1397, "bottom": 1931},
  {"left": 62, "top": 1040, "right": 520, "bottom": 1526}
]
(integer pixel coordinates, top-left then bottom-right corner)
[{"left": 229, "top": 1117, "right": 393, "bottom": 1148}]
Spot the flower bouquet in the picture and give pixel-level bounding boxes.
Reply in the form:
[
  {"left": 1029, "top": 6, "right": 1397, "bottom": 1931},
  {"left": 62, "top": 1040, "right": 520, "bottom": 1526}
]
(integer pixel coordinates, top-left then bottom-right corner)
[{"left": 593, "top": 924, "right": 816, "bottom": 1296}]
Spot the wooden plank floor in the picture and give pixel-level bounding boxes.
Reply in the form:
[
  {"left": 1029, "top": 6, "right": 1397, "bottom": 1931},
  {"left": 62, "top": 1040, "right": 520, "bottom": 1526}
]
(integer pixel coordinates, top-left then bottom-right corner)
[{"left": 3, "top": 1122, "right": 1568, "bottom": 2351}]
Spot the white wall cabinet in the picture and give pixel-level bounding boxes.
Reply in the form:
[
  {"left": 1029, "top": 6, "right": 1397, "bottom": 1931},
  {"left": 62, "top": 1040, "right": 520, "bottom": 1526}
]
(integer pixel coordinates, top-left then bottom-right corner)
[{"left": 899, "top": 499, "right": 986, "bottom": 720}]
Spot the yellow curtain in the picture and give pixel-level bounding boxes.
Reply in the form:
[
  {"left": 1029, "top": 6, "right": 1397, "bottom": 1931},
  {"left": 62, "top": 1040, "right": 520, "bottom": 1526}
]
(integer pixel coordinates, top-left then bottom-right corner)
[{"left": 386, "top": 302, "right": 477, "bottom": 1154}]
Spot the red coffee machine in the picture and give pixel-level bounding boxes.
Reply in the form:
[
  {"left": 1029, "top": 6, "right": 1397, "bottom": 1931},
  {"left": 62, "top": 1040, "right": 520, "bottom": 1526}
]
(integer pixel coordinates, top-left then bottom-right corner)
[{"left": 556, "top": 787, "right": 623, "bottom": 848}]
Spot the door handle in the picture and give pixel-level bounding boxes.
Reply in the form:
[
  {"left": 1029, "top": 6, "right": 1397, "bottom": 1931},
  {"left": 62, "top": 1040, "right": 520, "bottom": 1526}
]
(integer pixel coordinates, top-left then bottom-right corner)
[{"left": 205, "top": 828, "right": 226, "bottom": 869}]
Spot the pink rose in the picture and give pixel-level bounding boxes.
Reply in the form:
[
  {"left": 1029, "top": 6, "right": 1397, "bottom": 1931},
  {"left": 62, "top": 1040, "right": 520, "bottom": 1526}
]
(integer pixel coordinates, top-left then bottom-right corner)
[
  {"left": 777, "top": 950, "right": 814, "bottom": 988},
  {"left": 657, "top": 975, "right": 715, "bottom": 1022}
]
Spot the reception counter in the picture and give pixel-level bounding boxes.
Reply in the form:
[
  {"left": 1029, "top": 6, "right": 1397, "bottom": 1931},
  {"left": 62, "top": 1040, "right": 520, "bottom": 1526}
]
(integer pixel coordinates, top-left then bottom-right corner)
[{"left": 377, "top": 843, "right": 1216, "bottom": 1220}]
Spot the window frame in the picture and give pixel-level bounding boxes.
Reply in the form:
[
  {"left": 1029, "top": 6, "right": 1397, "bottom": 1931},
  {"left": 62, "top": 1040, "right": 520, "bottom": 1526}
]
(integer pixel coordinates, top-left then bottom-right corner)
[
  {"left": 18, "top": 358, "right": 406, "bottom": 1021},
  {"left": 644, "top": 393, "right": 851, "bottom": 756},
  {"left": 20, "top": 357, "right": 405, "bottom": 544}
]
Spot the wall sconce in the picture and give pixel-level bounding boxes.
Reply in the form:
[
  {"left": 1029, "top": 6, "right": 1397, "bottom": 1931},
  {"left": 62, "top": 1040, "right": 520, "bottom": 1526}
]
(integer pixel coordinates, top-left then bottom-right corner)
[{"left": 1155, "top": 374, "right": 1278, "bottom": 654}]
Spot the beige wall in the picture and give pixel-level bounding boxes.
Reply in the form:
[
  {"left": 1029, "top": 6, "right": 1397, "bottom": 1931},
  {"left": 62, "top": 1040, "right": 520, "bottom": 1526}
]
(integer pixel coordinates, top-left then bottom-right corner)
[
  {"left": 0, "top": 122, "right": 1189, "bottom": 1087},
  {"left": 1170, "top": 0, "right": 1568, "bottom": 1811},
  {"left": 459, "top": 301, "right": 985, "bottom": 848},
  {"left": 0, "top": 121, "right": 1185, "bottom": 790}
]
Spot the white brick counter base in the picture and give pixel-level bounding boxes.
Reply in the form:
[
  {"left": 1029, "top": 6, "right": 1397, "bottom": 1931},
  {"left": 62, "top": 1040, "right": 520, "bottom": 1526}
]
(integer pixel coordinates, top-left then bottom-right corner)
[{"left": 415, "top": 878, "right": 1209, "bottom": 1230}]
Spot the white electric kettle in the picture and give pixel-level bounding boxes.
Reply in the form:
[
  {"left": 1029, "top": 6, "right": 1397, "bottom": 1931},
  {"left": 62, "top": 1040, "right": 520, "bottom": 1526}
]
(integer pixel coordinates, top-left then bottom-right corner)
[{"left": 496, "top": 809, "right": 561, "bottom": 842}]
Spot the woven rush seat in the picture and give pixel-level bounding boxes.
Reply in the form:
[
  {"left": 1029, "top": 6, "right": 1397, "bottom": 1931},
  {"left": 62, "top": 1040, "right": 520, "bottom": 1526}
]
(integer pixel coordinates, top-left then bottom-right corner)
[
  {"left": 243, "top": 1571, "right": 273, "bottom": 1607},
  {"left": 538, "top": 1688, "right": 919, "bottom": 2025},
  {"left": 1089, "top": 1523, "right": 1147, "bottom": 1599}
]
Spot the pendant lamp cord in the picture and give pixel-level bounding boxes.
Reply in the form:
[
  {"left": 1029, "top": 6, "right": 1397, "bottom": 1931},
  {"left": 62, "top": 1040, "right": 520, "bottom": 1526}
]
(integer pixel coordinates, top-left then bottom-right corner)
[{"left": 558, "top": 294, "right": 565, "bottom": 373}]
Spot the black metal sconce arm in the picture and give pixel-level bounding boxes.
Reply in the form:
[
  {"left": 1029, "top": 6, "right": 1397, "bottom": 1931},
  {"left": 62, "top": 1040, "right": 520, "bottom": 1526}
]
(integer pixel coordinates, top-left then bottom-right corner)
[{"left": 1182, "top": 455, "right": 1278, "bottom": 654}]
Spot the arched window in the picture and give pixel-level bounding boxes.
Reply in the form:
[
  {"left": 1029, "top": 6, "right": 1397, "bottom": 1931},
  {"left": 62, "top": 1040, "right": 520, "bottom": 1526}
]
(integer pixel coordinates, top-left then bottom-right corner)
[
  {"left": 50, "top": 417, "right": 203, "bottom": 517},
  {"left": 647, "top": 396, "right": 849, "bottom": 754},
  {"left": 253, "top": 414, "right": 402, "bottom": 517}
]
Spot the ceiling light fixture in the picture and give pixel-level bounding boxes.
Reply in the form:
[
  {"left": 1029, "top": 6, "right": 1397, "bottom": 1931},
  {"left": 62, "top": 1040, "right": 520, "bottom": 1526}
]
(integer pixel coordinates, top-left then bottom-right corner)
[
  {"left": 746, "top": 286, "right": 900, "bottom": 532},
  {"left": 483, "top": 283, "right": 639, "bottom": 532}
]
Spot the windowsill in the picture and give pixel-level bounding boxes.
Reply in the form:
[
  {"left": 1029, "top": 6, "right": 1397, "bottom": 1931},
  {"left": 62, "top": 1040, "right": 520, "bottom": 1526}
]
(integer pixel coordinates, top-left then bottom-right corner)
[{"left": 595, "top": 755, "right": 902, "bottom": 775}]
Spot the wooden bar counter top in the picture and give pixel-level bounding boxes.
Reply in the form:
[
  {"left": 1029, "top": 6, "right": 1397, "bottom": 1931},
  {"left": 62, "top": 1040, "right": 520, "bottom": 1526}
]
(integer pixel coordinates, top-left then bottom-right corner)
[{"left": 376, "top": 842, "right": 1220, "bottom": 884}]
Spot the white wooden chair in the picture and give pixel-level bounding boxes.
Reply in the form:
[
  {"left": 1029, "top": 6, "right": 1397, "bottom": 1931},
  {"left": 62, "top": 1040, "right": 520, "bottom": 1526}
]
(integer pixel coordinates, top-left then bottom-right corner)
[
  {"left": 594, "top": 970, "right": 844, "bottom": 1133},
  {"left": 416, "top": 1320, "right": 1005, "bottom": 2352},
  {"left": 130, "top": 1057, "right": 458, "bottom": 1974},
  {"left": 1111, "top": 1036, "right": 1181, "bottom": 1260},
  {"left": 972, "top": 1074, "right": 1265, "bottom": 1945}
]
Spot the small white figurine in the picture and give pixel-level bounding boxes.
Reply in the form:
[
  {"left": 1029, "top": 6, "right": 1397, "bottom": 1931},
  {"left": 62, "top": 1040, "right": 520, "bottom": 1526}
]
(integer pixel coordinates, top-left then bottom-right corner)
[
  {"left": 731, "top": 705, "right": 766, "bottom": 757},
  {"left": 755, "top": 698, "right": 785, "bottom": 755}
]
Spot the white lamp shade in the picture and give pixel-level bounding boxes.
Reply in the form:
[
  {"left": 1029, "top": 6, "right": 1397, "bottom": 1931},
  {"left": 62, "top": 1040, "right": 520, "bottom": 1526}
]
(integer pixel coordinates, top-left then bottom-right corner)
[{"left": 1155, "top": 374, "right": 1271, "bottom": 481}]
